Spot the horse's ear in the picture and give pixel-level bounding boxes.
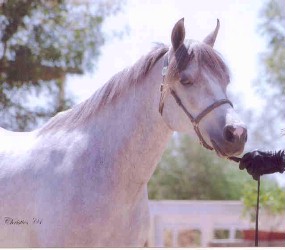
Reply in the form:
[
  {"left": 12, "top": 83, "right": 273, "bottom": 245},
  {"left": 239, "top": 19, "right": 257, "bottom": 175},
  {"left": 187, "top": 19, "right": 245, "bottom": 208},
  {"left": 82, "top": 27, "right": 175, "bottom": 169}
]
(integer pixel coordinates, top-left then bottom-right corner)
[
  {"left": 203, "top": 19, "right": 220, "bottom": 47},
  {"left": 171, "top": 18, "right": 185, "bottom": 51}
]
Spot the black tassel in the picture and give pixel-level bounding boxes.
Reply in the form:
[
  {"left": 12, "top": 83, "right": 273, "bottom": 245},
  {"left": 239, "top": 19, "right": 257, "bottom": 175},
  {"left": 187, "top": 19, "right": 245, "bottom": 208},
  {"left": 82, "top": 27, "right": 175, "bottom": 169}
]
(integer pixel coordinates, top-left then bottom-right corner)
[{"left": 238, "top": 150, "right": 285, "bottom": 180}]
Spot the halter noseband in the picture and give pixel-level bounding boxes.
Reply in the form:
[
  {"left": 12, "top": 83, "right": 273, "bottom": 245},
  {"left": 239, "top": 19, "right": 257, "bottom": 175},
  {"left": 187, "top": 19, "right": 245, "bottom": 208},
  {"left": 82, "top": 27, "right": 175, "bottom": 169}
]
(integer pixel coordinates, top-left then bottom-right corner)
[{"left": 159, "top": 51, "right": 233, "bottom": 151}]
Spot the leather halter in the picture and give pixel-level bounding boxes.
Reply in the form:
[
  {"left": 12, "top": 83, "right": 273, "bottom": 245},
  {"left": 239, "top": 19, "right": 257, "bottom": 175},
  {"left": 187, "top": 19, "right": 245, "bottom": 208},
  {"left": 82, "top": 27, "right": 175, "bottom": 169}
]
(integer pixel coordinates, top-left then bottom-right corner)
[{"left": 159, "top": 52, "right": 233, "bottom": 150}]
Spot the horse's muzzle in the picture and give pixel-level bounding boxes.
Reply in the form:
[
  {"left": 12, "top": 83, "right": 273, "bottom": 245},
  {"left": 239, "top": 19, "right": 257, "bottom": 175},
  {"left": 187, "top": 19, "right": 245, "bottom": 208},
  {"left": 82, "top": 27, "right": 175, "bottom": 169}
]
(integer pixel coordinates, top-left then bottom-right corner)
[{"left": 211, "top": 125, "right": 247, "bottom": 157}]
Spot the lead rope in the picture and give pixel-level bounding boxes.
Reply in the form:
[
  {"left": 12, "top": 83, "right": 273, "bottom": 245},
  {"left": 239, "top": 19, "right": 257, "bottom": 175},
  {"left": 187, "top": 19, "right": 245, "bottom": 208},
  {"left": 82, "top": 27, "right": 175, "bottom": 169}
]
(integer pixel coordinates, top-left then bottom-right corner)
[
  {"left": 229, "top": 156, "right": 260, "bottom": 247},
  {"left": 255, "top": 177, "right": 260, "bottom": 247}
]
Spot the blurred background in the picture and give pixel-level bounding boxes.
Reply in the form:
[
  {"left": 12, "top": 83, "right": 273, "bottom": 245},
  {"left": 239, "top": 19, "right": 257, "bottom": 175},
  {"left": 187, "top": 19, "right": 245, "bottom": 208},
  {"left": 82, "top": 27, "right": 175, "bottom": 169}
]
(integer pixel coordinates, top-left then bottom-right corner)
[{"left": 0, "top": 0, "right": 284, "bottom": 247}]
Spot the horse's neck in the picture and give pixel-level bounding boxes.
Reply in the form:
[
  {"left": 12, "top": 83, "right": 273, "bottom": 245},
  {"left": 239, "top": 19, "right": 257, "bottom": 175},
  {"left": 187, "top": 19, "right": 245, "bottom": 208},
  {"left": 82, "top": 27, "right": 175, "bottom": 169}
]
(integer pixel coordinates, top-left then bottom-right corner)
[{"left": 87, "top": 59, "right": 172, "bottom": 184}]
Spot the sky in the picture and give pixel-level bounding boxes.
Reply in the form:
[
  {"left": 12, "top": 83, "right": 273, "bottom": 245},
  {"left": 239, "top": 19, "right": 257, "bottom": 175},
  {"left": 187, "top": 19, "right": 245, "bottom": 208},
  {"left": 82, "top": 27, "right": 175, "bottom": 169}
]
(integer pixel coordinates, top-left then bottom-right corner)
[{"left": 66, "top": 1, "right": 285, "bottom": 184}]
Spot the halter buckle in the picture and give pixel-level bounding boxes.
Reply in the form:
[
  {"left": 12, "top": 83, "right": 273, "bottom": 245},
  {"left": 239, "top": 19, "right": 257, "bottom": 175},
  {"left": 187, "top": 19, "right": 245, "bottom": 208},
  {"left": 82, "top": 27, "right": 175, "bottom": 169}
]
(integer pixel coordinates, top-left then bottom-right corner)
[{"left": 162, "top": 66, "right": 168, "bottom": 76}]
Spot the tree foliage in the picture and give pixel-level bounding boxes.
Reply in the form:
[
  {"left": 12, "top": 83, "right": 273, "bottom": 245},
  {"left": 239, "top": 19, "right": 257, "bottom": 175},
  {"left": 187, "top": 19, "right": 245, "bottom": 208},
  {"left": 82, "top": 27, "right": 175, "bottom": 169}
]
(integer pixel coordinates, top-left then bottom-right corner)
[
  {"left": 0, "top": 0, "right": 122, "bottom": 131},
  {"left": 242, "top": 179, "right": 285, "bottom": 222},
  {"left": 259, "top": 0, "right": 285, "bottom": 94},
  {"left": 250, "top": 0, "right": 285, "bottom": 146},
  {"left": 148, "top": 134, "right": 252, "bottom": 200}
]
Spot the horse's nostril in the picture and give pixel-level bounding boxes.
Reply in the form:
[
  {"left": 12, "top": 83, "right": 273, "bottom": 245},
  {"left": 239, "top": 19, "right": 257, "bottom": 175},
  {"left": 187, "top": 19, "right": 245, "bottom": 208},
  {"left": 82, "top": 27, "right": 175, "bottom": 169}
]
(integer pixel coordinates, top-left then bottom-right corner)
[
  {"left": 224, "top": 125, "right": 247, "bottom": 144},
  {"left": 224, "top": 125, "right": 235, "bottom": 143}
]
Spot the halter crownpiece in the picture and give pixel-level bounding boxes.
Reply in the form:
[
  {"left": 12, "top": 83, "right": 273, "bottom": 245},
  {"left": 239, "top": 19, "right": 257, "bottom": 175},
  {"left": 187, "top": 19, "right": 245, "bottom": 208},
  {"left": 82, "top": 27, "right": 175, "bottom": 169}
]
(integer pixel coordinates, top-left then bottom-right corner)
[
  {"left": 158, "top": 52, "right": 170, "bottom": 114},
  {"left": 159, "top": 51, "right": 233, "bottom": 151}
]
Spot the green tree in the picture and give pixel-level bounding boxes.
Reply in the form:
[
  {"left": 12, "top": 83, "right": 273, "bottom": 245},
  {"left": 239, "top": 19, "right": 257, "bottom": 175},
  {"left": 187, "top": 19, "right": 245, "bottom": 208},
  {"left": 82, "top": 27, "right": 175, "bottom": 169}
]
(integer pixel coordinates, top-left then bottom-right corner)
[
  {"left": 251, "top": 0, "right": 285, "bottom": 146},
  {"left": 148, "top": 134, "right": 251, "bottom": 200},
  {"left": 260, "top": 0, "right": 285, "bottom": 95},
  {"left": 242, "top": 179, "right": 285, "bottom": 224},
  {"left": 0, "top": 0, "right": 122, "bottom": 131}
]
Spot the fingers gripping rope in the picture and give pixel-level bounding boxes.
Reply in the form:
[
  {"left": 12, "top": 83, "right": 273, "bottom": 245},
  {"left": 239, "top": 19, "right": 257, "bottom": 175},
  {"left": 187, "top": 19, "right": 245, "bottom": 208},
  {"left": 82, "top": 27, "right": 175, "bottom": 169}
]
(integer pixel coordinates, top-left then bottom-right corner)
[{"left": 238, "top": 150, "right": 285, "bottom": 180}]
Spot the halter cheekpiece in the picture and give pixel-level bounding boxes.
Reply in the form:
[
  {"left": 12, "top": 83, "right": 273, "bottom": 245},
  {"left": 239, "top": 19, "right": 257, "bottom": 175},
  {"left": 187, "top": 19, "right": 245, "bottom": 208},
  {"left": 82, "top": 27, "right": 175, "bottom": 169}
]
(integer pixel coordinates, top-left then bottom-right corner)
[{"left": 159, "top": 49, "right": 233, "bottom": 151}]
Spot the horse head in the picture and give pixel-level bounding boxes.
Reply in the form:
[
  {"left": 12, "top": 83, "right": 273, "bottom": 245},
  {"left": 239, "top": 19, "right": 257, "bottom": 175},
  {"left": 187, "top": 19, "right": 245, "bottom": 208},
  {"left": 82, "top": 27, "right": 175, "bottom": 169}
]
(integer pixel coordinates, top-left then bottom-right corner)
[{"left": 160, "top": 18, "right": 247, "bottom": 157}]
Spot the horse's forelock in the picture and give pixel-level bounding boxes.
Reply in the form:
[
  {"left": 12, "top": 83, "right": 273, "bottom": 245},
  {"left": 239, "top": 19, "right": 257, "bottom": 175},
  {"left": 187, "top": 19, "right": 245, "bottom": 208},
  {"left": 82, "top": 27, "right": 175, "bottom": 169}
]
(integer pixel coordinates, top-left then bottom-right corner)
[
  {"left": 168, "top": 42, "right": 230, "bottom": 82},
  {"left": 193, "top": 44, "right": 230, "bottom": 81}
]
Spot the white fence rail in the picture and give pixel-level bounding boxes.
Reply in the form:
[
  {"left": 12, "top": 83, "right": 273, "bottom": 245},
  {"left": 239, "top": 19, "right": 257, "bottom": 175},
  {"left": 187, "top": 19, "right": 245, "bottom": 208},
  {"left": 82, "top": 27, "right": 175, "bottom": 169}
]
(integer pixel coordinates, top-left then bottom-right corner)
[{"left": 147, "top": 200, "right": 252, "bottom": 247}]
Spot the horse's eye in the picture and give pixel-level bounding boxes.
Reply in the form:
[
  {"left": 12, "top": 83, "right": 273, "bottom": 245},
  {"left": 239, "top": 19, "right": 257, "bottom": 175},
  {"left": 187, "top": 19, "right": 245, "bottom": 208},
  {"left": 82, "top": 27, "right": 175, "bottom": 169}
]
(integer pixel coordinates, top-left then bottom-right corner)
[
  {"left": 180, "top": 78, "right": 193, "bottom": 86},
  {"left": 179, "top": 74, "right": 193, "bottom": 86}
]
